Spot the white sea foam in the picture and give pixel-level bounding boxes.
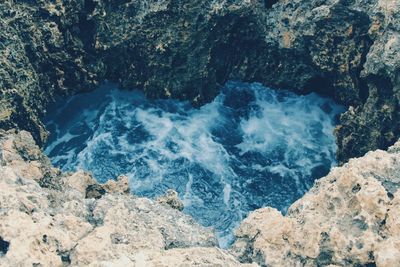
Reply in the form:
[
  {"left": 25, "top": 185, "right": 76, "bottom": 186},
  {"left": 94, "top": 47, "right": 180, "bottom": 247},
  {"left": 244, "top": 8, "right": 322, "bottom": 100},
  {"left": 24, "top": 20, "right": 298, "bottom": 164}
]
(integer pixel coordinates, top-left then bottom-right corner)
[{"left": 44, "top": 81, "right": 344, "bottom": 248}]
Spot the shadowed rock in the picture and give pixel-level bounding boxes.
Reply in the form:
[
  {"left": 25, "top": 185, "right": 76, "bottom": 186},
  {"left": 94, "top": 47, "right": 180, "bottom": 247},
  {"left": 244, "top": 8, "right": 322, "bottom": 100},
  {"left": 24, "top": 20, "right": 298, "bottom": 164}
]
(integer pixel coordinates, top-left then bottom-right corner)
[
  {"left": 157, "top": 189, "right": 184, "bottom": 211},
  {"left": 0, "top": 0, "right": 398, "bottom": 162},
  {"left": 0, "top": 237, "right": 9, "bottom": 257}
]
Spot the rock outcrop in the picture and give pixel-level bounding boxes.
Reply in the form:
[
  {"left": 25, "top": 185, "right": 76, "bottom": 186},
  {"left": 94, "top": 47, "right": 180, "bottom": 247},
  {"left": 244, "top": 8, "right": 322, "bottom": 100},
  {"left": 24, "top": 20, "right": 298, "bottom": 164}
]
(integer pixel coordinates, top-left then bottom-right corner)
[
  {"left": 0, "top": 0, "right": 398, "bottom": 162},
  {"left": 231, "top": 141, "right": 400, "bottom": 266},
  {"left": 157, "top": 189, "right": 185, "bottom": 211},
  {"left": 0, "top": 0, "right": 399, "bottom": 265},
  {"left": 0, "top": 0, "right": 104, "bottom": 144},
  {"left": 2, "top": 130, "right": 400, "bottom": 266},
  {"left": 0, "top": 130, "right": 255, "bottom": 266}
]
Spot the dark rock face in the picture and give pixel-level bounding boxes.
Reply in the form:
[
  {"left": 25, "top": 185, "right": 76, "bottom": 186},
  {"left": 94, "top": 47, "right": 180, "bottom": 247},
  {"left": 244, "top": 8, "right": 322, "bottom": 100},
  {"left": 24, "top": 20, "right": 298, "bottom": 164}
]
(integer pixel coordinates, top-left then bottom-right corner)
[
  {"left": 0, "top": 0, "right": 399, "bottom": 162},
  {"left": 0, "top": 0, "right": 104, "bottom": 145},
  {"left": 85, "top": 184, "right": 106, "bottom": 199}
]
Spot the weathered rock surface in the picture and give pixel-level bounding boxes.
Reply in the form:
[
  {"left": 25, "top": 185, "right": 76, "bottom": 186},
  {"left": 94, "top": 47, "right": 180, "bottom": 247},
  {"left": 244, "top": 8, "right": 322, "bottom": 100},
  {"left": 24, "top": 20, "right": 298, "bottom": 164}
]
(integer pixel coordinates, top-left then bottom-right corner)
[
  {"left": 0, "top": 0, "right": 104, "bottom": 145},
  {"left": 231, "top": 141, "right": 400, "bottom": 266},
  {"left": 157, "top": 189, "right": 185, "bottom": 211},
  {"left": 2, "top": 130, "right": 400, "bottom": 266},
  {"left": 0, "top": 0, "right": 400, "bottom": 265},
  {"left": 0, "top": 130, "right": 254, "bottom": 266},
  {"left": 0, "top": 0, "right": 398, "bottom": 162}
]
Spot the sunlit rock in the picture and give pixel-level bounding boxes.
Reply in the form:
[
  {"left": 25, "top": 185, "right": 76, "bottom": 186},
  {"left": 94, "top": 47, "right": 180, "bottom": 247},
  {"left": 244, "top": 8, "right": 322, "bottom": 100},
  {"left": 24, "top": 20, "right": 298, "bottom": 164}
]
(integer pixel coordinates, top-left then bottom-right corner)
[{"left": 231, "top": 142, "right": 400, "bottom": 266}]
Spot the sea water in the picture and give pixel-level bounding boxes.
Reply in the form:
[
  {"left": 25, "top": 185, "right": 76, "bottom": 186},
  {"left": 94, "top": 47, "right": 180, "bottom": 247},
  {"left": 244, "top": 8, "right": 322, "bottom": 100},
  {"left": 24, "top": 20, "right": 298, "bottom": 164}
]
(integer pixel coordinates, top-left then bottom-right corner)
[{"left": 44, "top": 81, "right": 344, "bottom": 247}]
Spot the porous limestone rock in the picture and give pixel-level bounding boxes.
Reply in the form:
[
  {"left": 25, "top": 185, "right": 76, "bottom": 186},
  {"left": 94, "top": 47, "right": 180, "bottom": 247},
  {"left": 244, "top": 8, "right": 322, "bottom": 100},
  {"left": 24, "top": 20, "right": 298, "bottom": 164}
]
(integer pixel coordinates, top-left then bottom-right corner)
[
  {"left": 0, "top": 130, "right": 249, "bottom": 266},
  {"left": 1, "top": 123, "right": 400, "bottom": 266},
  {"left": 0, "top": 0, "right": 399, "bottom": 162},
  {"left": 0, "top": 0, "right": 104, "bottom": 144},
  {"left": 0, "top": 0, "right": 400, "bottom": 264},
  {"left": 65, "top": 170, "right": 97, "bottom": 196},
  {"left": 157, "top": 189, "right": 185, "bottom": 211},
  {"left": 144, "top": 247, "right": 257, "bottom": 267},
  {"left": 103, "top": 175, "right": 130, "bottom": 195},
  {"left": 231, "top": 141, "right": 400, "bottom": 266}
]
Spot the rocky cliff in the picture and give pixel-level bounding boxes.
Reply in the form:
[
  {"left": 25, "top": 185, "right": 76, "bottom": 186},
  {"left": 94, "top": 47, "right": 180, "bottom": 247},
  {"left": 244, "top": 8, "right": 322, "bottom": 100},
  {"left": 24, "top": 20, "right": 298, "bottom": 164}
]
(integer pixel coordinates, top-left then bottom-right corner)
[
  {"left": 1, "top": 0, "right": 400, "bottom": 266},
  {"left": 0, "top": 130, "right": 254, "bottom": 266},
  {"left": 1, "top": 128, "right": 400, "bottom": 266},
  {"left": 231, "top": 140, "right": 400, "bottom": 266},
  {"left": 0, "top": 0, "right": 399, "bottom": 162}
]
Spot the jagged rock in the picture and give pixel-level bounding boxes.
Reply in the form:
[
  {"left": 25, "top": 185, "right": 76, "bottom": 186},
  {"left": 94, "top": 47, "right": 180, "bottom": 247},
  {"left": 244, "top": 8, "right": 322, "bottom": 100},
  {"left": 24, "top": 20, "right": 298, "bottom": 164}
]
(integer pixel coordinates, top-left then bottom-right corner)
[
  {"left": 231, "top": 141, "right": 400, "bottom": 266},
  {"left": 375, "top": 238, "right": 400, "bottom": 267},
  {"left": 142, "top": 247, "right": 257, "bottom": 267},
  {"left": 3, "top": 130, "right": 400, "bottom": 266},
  {"left": 65, "top": 173, "right": 130, "bottom": 200},
  {"left": 0, "top": 0, "right": 104, "bottom": 144},
  {"left": 157, "top": 189, "right": 185, "bottom": 211},
  {"left": 0, "top": 0, "right": 398, "bottom": 162},
  {"left": 103, "top": 175, "right": 130, "bottom": 195},
  {"left": 71, "top": 194, "right": 217, "bottom": 265},
  {"left": 85, "top": 184, "right": 107, "bottom": 199},
  {"left": 0, "top": 129, "right": 61, "bottom": 189},
  {"left": 71, "top": 247, "right": 257, "bottom": 266},
  {"left": 0, "top": 130, "right": 249, "bottom": 266},
  {"left": 63, "top": 170, "right": 97, "bottom": 196},
  {"left": 0, "top": 0, "right": 400, "bottom": 265}
]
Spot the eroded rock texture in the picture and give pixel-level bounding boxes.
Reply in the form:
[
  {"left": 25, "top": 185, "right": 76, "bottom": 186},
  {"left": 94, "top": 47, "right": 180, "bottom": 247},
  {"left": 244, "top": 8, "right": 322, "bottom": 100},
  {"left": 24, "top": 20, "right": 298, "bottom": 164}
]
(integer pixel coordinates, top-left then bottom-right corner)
[
  {"left": 0, "top": 0, "right": 104, "bottom": 144},
  {"left": 1, "top": 129, "right": 400, "bottom": 266},
  {"left": 1, "top": 1, "right": 400, "bottom": 264},
  {"left": 0, "top": 0, "right": 398, "bottom": 162},
  {"left": 0, "top": 130, "right": 257, "bottom": 266},
  {"left": 231, "top": 141, "right": 400, "bottom": 267}
]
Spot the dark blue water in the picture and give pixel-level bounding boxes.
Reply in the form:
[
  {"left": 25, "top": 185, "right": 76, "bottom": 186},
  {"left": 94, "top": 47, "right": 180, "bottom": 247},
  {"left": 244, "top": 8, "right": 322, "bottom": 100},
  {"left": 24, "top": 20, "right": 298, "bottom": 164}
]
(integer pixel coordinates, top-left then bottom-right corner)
[{"left": 44, "top": 81, "right": 344, "bottom": 247}]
